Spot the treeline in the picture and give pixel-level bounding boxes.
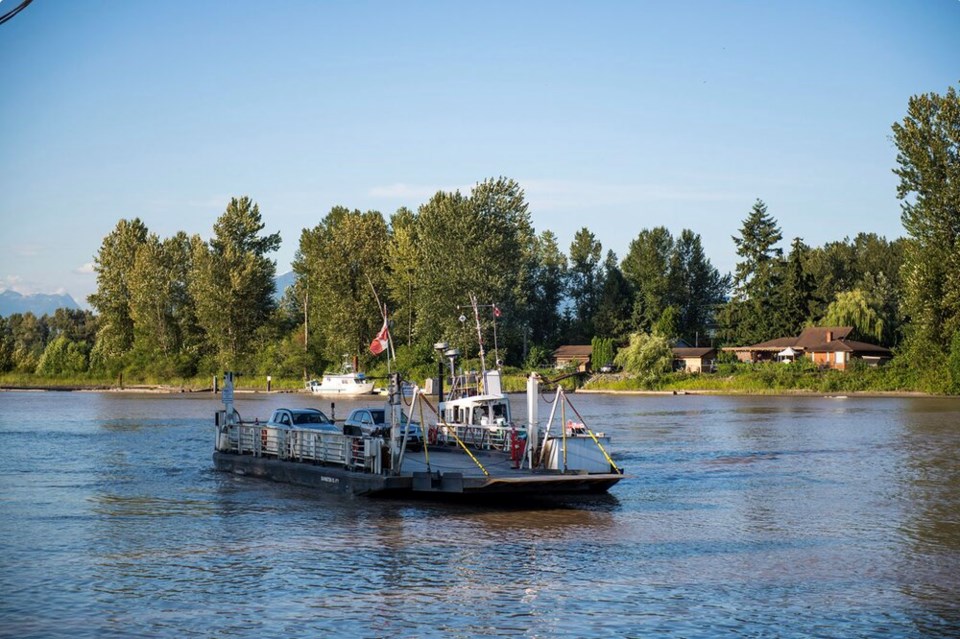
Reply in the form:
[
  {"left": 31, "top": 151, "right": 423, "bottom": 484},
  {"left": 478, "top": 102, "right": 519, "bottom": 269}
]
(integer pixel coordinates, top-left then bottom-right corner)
[
  {"left": 0, "top": 185, "right": 906, "bottom": 381},
  {"left": 2, "top": 85, "right": 958, "bottom": 392}
]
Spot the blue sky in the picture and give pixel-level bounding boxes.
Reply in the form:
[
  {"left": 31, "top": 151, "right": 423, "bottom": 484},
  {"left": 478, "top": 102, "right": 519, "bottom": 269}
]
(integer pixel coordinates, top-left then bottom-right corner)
[{"left": 1, "top": 1, "right": 958, "bottom": 306}]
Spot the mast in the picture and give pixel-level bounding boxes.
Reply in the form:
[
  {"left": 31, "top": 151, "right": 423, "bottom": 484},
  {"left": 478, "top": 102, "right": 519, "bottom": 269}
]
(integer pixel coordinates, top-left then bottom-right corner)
[{"left": 470, "top": 293, "right": 486, "bottom": 376}]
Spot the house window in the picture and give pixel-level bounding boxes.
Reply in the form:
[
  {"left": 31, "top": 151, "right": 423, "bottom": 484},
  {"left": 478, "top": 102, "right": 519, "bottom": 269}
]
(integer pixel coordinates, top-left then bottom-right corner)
[{"left": 835, "top": 351, "right": 844, "bottom": 365}]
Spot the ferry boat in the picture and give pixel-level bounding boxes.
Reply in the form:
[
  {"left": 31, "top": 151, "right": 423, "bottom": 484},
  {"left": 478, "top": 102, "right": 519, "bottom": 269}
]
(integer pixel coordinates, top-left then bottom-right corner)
[
  {"left": 215, "top": 297, "right": 623, "bottom": 498},
  {"left": 213, "top": 368, "right": 624, "bottom": 498}
]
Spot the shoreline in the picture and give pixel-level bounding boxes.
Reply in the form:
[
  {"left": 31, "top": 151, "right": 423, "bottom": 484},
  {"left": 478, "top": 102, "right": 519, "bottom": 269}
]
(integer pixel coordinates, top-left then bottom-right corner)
[
  {"left": 0, "top": 384, "right": 299, "bottom": 395},
  {"left": 574, "top": 388, "right": 949, "bottom": 399},
  {"left": 1, "top": 383, "right": 952, "bottom": 399}
]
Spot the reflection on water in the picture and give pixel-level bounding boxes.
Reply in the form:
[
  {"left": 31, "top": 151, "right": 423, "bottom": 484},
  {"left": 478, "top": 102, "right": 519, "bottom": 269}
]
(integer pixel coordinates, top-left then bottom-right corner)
[
  {"left": 892, "top": 401, "right": 960, "bottom": 632},
  {"left": 2, "top": 391, "right": 960, "bottom": 637}
]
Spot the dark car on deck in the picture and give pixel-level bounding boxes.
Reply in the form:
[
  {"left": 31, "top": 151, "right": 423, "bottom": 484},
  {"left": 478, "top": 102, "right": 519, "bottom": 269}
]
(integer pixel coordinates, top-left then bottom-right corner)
[{"left": 343, "top": 408, "right": 422, "bottom": 448}]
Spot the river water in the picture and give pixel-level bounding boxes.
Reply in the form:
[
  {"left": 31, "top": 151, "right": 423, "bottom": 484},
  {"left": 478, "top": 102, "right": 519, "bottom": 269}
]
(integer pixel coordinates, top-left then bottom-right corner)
[{"left": 1, "top": 390, "right": 959, "bottom": 638}]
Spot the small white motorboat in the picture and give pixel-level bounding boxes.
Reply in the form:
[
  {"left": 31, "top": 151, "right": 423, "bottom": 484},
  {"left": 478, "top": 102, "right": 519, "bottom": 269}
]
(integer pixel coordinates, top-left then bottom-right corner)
[{"left": 306, "top": 372, "right": 375, "bottom": 396}]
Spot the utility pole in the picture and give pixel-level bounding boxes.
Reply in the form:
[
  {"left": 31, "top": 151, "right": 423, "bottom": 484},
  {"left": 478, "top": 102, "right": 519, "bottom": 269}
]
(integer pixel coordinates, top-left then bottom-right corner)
[{"left": 303, "top": 286, "right": 309, "bottom": 381}]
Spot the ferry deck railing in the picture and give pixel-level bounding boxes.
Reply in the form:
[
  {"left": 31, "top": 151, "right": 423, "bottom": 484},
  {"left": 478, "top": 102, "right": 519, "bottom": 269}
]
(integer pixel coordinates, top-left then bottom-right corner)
[{"left": 217, "top": 416, "right": 383, "bottom": 474}]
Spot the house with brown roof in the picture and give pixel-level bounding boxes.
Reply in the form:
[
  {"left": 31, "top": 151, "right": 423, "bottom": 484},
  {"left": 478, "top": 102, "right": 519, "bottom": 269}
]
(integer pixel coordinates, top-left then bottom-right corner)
[
  {"left": 552, "top": 345, "right": 593, "bottom": 372},
  {"left": 722, "top": 327, "right": 892, "bottom": 370},
  {"left": 672, "top": 347, "right": 717, "bottom": 373},
  {"left": 804, "top": 331, "right": 893, "bottom": 370}
]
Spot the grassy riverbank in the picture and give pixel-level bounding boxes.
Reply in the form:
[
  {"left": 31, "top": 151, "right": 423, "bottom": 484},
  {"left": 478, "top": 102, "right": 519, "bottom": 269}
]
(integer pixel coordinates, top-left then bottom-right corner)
[
  {"left": 2, "top": 358, "right": 955, "bottom": 396},
  {"left": 0, "top": 372, "right": 305, "bottom": 393},
  {"left": 581, "top": 359, "right": 956, "bottom": 396}
]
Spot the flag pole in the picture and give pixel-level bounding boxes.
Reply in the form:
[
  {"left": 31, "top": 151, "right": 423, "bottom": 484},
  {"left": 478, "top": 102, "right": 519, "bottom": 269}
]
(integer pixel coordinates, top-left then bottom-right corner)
[
  {"left": 365, "top": 273, "right": 395, "bottom": 366},
  {"left": 385, "top": 302, "right": 395, "bottom": 362},
  {"left": 492, "top": 303, "right": 500, "bottom": 369}
]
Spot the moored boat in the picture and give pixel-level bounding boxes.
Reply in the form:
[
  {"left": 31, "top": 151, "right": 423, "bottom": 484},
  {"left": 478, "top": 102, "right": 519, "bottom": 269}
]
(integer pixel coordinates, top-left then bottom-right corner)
[{"left": 306, "top": 371, "right": 375, "bottom": 396}]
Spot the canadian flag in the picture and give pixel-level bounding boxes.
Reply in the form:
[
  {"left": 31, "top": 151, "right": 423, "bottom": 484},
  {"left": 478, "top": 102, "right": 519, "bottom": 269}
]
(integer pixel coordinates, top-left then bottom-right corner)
[
  {"left": 493, "top": 305, "right": 502, "bottom": 318},
  {"left": 369, "top": 318, "right": 389, "bottom": 356}
]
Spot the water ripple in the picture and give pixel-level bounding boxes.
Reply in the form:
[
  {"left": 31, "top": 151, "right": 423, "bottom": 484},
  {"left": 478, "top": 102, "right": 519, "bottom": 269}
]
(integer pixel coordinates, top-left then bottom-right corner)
[{"left": 2, "top": 392, "right": 960, "bottom": 638}]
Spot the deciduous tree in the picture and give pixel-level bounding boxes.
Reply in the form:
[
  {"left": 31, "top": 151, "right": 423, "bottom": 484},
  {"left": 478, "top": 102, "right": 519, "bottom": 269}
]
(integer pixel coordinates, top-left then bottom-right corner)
[
  {"left": 411, "top": 178, "right": 536, "bottom": 364},
  {"left": 892, "top": 84, "right": 960, "bottom": 351},
  {"left": 88, "top": 218, "right": 149, "bottom": 362},
  {"left": 296, "top": 207, "right": 389, "bottom": 368},
  {"left": 819, "top": 290, "right": 884, "bottom": 344},
  {"left": 190, "top": 197, "right": 281, "bottom": 370},
  {"left": 614, "top": 331, "right": 673, "bottom": 384}
]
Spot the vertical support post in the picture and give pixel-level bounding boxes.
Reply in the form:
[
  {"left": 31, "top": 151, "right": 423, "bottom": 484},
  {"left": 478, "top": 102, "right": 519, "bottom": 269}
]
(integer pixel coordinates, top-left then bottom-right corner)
[
  {"left": 437, "top": 361, "right": 445, "bottom": 402},
  {"left": 526, "top": 373, "right": 539, "bottom": 470},
  {"left": 388, "top": 373, "right": 403, "bottom": 472},
  {"left": 560, "top": 389, "right": 568, "bottom": 472},
  {"left": 216, "top": 372, "right": 238, "bottom": 452}
]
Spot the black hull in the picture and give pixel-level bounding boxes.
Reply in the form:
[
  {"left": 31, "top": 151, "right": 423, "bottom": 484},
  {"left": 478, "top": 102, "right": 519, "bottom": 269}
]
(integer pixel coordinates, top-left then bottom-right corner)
[{"left": 213, "top": 452, "right": 622, "bottom": 499}]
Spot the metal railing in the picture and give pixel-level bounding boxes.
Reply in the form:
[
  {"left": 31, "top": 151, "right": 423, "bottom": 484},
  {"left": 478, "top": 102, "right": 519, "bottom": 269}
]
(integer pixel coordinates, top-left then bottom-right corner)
[
  {"left": 453, "top": 424, "right": 508, "bottom": 450},
  {"left": 216, "top": 418, "right": 382, "bottom": 473}
]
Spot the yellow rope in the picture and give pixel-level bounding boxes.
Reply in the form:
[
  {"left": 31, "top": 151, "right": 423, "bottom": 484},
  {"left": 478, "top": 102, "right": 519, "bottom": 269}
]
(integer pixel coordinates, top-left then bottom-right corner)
[
  {"left": 563, "top": 394, "right": 620, "bottom": 473},
  {"left": 417, "top": 395, "right": 490, "bottom": 477},
  {"left": 416, "top": 392, "right": 431, "bottom": 469},
  {"left": 560, "top": 391, "right": 568, "bottom": 472}
]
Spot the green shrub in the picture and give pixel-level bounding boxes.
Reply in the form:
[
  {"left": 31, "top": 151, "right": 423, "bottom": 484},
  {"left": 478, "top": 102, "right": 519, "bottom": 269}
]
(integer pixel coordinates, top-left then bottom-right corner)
[
  {"left": 949, "top": 331, "right": 960, "bottom": 394},
  {"left": 523, "top": 344, "right": 553, "bottom": 370},
  {"left": 35, "top": 336, "right": 88, "bottom": 376},
  {"left": 614, "top": 332, "right": 673, "bottom": 385}
]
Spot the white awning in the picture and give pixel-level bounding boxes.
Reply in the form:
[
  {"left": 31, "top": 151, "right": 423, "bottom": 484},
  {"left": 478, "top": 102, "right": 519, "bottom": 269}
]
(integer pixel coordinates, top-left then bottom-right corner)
[{"left": 777, "top": 347, "right": 798, "bottom": 357}]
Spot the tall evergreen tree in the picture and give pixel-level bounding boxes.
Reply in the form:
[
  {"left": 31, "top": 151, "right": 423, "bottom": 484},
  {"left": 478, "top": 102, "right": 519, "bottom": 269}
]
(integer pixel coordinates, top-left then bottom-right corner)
[
  {"left": 528, "top": 230, "right": 568, "bottom": 346},
  {"left": 468, "top": 177, "right": 537, "bottom": 362},
  {"left": 621, "top": 226, "right": 674, "bottom": 332},
  {"left": 593, "top": 251, "right": 632, "bottom": 339},
  {"left": 777, "top": 237, "right": 817, "bottom": 337},
  {"left": 666, "top": 229, "right": 729, "bottom": 345},
  {"left": 723, "top": 200, "right": 784, "bottom": 344},
  {"left": 567, "top": 227, "right": 603, "bottom": 341}
]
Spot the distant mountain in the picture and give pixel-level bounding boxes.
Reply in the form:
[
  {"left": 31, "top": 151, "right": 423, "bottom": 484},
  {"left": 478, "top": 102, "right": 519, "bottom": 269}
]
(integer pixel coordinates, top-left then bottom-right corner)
[
  {"left": 274, "top": 271, "right": 296, "bottom": 300},
  {"left": 0, "top": 274, "right": 294, "bottom": 317},
  {"left": 0, "top": 290, "right": 80, "bottom": 318}
]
